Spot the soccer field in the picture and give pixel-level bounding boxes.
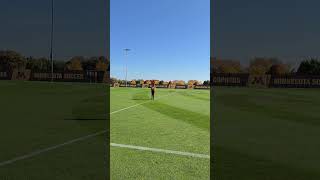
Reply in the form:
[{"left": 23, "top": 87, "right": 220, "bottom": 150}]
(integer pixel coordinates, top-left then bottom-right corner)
[
  {"left": 110, "top": 87, "right": 210, "bottom": 179},
  {"left": 213, "top": 87, "right": 320, "bottom": 180},
  {"left": 1, "top": 81, "right": 320, "bottom": 179},
  {"left": 0, "top": 81, "right": 108, "bottom": 180}
]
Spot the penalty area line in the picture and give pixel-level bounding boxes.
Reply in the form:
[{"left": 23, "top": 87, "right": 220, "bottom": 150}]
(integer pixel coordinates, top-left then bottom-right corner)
[{"left": 111, "top": 143, "right": 210, "bottom": 159}]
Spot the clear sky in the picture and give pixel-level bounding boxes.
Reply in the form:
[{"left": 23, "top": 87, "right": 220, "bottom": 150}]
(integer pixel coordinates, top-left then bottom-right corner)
[
  {"left": 214, "top": 0, "right": 320, "bottom": 67},
  {"left": 110, "top": 0, "right": 210, "bottom": 81}
]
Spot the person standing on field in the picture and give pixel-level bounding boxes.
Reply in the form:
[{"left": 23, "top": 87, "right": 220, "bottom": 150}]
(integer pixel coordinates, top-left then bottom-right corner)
[{"left": 150, "top": 80, "right": 156, "bottom": 100}]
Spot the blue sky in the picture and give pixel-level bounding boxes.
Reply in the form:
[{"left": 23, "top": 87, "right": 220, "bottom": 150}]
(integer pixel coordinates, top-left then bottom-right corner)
[{"left": 110, "top": 0, "right": 210, "bottom": 81}]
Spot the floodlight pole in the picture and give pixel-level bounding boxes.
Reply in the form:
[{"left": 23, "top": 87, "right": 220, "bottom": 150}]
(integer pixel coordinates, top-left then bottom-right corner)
[
  {"left": 50, "top": 0, "right": 54, "bottom": 82},
  {"left": 123, "top": 48, "right": 131, "bottom": 87}
]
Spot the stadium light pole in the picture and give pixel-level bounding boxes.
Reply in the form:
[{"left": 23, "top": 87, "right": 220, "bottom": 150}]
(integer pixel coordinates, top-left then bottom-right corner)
[
  {"left": 123, "top": 48, "right": 131, "bottom": 87},
  {"left": 50, "top": 0, "right": 55, "bottom": 82}
]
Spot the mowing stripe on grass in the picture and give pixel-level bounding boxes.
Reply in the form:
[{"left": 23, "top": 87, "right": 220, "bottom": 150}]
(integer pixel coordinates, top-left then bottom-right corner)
[
  {"left": 110, "top": 92, "right": 175, "bottom": 114},
  {"left": 111, "top": 143, "right": 210, "bottom": 159},
  {"left": 0, "top": 91, "right": 177, "bottom": 166}
]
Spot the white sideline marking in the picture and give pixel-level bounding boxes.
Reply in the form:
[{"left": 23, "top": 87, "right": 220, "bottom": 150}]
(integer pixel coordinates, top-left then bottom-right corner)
[
  {"left": 111, "top": 143, "right": 210, "bottom": 159},
  {"left": 110, "top": 102, "right": 149, "bottom": 114},
  {"left": 0, "top": 92, "right": 176, "bottom": 166},
  {"left": 0, "top": 131, "right": 107, "bottom": 167}
]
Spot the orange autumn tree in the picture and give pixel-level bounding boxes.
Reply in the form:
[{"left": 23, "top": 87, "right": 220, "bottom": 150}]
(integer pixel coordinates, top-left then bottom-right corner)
[
  {"left": 66, "top": 56, "right": 83, "bottom": 71},
  {"left": 130, "top": 80, "right": 136, "bottom": 85},
  {"left": 212, "top": 58, "right": 242, "bottom": 73},
  {"left": 249, "top": 57, "right": 280, "bottom": 75},
  {"left": 175, "top": 80, "right": 186, "bottom": 86},
  {"left": 95, "top": 56, "right": 108, "bottom": 71}
]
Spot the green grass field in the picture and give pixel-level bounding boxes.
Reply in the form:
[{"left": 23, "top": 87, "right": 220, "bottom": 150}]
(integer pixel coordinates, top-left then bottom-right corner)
[
  {"left": 110, "top": 87, "right": 210, "bottom": 179},
  {"left": 0, "top": 81, "right": 108, "bottom": 180},
  {"left": 1, "top": 80, "right": 319, "bottom": 179},
  {"left": 213, "top": 87, "right": 320, "bottom": 180}
]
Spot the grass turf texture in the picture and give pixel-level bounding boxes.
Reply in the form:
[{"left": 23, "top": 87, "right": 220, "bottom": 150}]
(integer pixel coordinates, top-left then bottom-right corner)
[
  {"left": 110, "top": 87, "right": 210, "bottom": 179},
  {"left": 2, "top": 81, "right": 318, "bottom": 179},
  {"left": 213, "top": 87, "right": 320, "bottom": 180},
  {"left": 0, "top": 81, "right": 108, "bottom": 180}
]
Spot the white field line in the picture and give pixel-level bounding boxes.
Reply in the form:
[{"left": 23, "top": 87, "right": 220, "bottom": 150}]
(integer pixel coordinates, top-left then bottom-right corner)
[
  {"left": 0, "top": 131, "right": 107, "bottom": 167},
  {"left": 110, "top": 92, "right": 175, "bottom": 114},
  {"left": 111, "top": 143, "right": 209, "bottom": 159},
  {"left": 0, "top": 91, "right": 182, "bottom": 166},
  {"left": 110, "top": 101, "right": 149, "bottom": 115}
]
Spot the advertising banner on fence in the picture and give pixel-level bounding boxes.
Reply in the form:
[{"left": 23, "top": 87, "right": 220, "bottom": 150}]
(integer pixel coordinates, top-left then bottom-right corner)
[
  {"left": 212, "top": 73, "right": 249, "bottom": 86},
  {"left": 119, "top": 83, "right": 139, "bottom": 88},
  {"left": 30, "top": 71, "right": 106, "bottom": 83},
  {"left": 11, "top": 69, "right": 31, "bottom": 80},
  {"left": 194, "top": 85, "right": 210, "bottom": 89},
  {"left": 143, "top": 84, "right": 169, "bottom": 88},
  {"left": 155, "top": 85, "right": 168, "bottom": 88},
  {"left": 175, "top": 85, "right": 188, "bottom": 89},
  {"left": 3, "top": 69, "right": 320, "bottom": 88},
  {"left": 248, "top": 75, "right": 271, "bottom": 87},
  {"left": 269, "top": 74, "right": 320, "bottom": 88}
]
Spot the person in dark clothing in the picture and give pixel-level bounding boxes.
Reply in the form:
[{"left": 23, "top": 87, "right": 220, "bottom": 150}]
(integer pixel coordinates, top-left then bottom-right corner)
[
  {"left": 167, "top": 81, "right": 171, "bottom": 88},
  {"left": 150, "top": 80, "right": 156, "bottom": 100}
]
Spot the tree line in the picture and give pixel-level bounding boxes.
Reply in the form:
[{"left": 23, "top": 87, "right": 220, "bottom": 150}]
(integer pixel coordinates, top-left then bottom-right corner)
[
  {"left": 0, "top": 50, "right": 109, "bottom": 72},
  {"left": 110, "top": 78, "right": 211, "bottom": 86},
  {"left": 211, "top": 57, "right": 320, "bottom": 75}
]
